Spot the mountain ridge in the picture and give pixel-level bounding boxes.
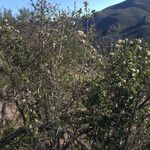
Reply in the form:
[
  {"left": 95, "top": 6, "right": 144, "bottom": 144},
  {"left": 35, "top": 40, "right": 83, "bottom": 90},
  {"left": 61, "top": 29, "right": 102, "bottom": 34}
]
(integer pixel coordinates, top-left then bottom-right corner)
[{"left": 92, "top": 0, "right": 150, "bottom": 40}]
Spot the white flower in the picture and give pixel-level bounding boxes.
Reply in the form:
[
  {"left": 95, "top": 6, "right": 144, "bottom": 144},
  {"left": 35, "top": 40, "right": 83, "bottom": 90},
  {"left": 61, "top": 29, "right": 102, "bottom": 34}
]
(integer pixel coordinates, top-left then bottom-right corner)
[
  {"left": 4, "top": 19, "right": 8, "bottom": 22},
  {"left": 131, "top": 68, "right": 136, "bottom": 72},
  {"left": 33, "top": 111, "right": 36, "bottom": 115},
  {"left": 7, "top": 26, "right": 11, "bottom": 30},
  {"left": 118, "top": 82, "right": 122, "bottom": 87},
  {"left": 132, "top": 73, "right": 136, "bottom": 77},
  {"left": 29, "top": 109, "right": 33, "bottom": 112},
  {"left": 19, "top": 37, "right": 22, "bottom": 40},
  {"left": 35, "top": 130, "right": 39, "bottom": 136},
  {"left": 115, "top": 44, "right": 121, "bottom": 48},
  {"left": 137, "top": 46, "right": 142, "bottom": 50},
  {"left": 110, "top": 52, "right": 115, "bottom": 56},
  {"left": 92, "top": 55, "right": 95, "bottom": 58},
  {"left": 136, "top": 69, "right": 139, "bottom": 73},
  {"left": 129, "top": 41, "right": 133, "bottom": 45},
  {"left": 129, "top": 96, "right": 133, "bottom": 99},
  {"left": 122, "top": 79, "right": 126, "bottom": 83},
  {"left": 63, "top": 36, "right": 68, "bottom": 40},
  {"left": 92, "top": 48, "right": 96, "bottom": 52},
  {"left": 45, "top": 63, "right": 48, "bottom": 67},
  {"left": 22, "top": 99, "right": 26, "bottom": 102},
  {"left": 81, "top": 39, "right": 86, "bottom": 44},
  {"left": 77, "top": 30, "right": 86, "bottom": 38},
  {"left": 29, "top": 124, "right": 32, "bottom": 129},
  {"left": 136, "top": 39, "right": 142, "bottom": 44},
  {"left": 47, "top": 69, "right": 51, "bottom": 74},
  {"left": 147, "top": 51, "right": 150, "bottom": 56},
  {"left": 122, "top": 110, "right": 125, "bottom": 114},
  {"left": 71, "top": 21, "right": 76, "bottom": 26},
  {"left": 122, "top": 40, "right": 125, "bottom": 44},
  {"left": 53, "top": 43, "right": 56, "bottom": 48},
  {"left": 15, "top": 29, "right": 19, "bottom": 33},
  {"left": 124, "top": 38, "right": 129, "bottom": 42},
  {"left": 117, "top": 39, "right": 122, "bottom": 44},
  {"left": 35, "top": 119, "right": 39, "bottom": 123},
  {"left": 51, "top": 106, "right": 55, "bottom": 111},
  {"left": 28, "top": 90, "right": 31, "bottom": 94}
]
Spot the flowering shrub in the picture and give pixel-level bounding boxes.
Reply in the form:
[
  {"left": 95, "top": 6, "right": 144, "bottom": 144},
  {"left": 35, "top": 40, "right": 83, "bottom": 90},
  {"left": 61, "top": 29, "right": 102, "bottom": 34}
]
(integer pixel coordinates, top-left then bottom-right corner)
[
  {"left": 0, "top": 0, "right": 150, "bottom": 149},
  {"left": 105, "top": 39, "right": 150, "bottom": 149}
]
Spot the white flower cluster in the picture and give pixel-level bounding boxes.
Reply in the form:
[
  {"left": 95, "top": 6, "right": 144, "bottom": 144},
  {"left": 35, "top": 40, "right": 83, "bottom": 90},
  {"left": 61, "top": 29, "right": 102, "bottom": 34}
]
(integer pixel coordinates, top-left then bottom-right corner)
[
  {"left": 76, "top": 30, "right": 87, "bottom": 44},
  {"left": 0, "top": 21, "right": 20, "bottom": 34},
  {"left": 115, "top": 43, "right": 121, "bottom": 48},
  {"left": 90, "top": 45, "right": 97, "bottom": 54},
  {"left": 131, "top": 68, "right": 139, "bottom": 73},
  {"left": 135, "top": 39, "right": 142, "bottom": 44},
  {"left": 117, "top": 39, "right": 125, "bottom": 44},
  {"left": 63, "top": 35, "right": 68, "bottom": 40},
  {"left": 77, "top": 30, "right": 86, "bottom": 38},
  {"left": 115, "top": 39, "right": 126, "bottom": 48},
  {"left": 147, "top": 51, "right": 150, "bottom": 56},
  {"left": 114, "top": 38, "right": 143, "bottom": 49},
  {"left": 129, "top": 41, "right": 133, "bottom": 45},
  {"left": 71, "top": 21, "right": 76, "bottom": 26},
  {"left": 130, "top": 68, "right": 140, "bottom": 77},
  {"left": 137, "top": 46, "right": 142, "bottom": 50},
  {"left": 110, "top": 52, "right": 115, "bottom": 56},
  {"left": 53, "top": 42, "right": 56, "bottom": 48},
  {"left": 4, "top": 19, "right": 8, "bottom": 22}
]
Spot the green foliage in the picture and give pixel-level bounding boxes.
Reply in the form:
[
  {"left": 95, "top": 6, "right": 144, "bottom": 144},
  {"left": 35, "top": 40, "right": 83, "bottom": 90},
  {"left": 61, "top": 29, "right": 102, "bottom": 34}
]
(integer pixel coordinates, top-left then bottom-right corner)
[{"left": 0, "top": 1, "right": 150, "bottom": 150}]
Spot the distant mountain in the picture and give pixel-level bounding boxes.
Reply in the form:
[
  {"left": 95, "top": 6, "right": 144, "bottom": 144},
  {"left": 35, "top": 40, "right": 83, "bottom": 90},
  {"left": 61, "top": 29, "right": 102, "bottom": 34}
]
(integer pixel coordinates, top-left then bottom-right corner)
[{"left": 91, "top": 0, "right": 150, "bottom": 40}]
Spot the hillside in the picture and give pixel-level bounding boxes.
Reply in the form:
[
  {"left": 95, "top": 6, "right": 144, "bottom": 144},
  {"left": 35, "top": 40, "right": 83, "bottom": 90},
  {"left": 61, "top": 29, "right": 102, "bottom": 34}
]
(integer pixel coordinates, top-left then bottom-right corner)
[{"left": 93, "top": 0, "right": 150, "bottom": 39}]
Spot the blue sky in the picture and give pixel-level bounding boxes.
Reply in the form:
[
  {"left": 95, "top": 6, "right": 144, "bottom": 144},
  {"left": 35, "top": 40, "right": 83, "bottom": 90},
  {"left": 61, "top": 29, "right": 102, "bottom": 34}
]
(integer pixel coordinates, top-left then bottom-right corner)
[{"left": 0, "top": 0, "right": 125, "bottom": 15}]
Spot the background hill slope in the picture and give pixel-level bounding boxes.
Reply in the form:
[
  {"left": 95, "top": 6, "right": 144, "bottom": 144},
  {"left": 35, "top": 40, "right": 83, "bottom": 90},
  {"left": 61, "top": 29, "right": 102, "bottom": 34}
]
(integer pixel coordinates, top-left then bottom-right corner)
[{"left": 93, "top": 0, "right": 150, "bottom": 39}]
